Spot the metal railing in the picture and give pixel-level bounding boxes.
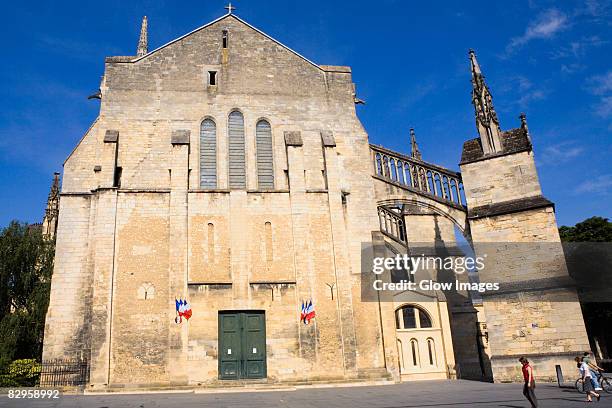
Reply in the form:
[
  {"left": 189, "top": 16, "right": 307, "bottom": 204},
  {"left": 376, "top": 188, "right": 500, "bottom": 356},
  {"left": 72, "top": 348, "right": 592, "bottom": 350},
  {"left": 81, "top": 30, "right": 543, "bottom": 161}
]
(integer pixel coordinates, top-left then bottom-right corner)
[{"left": 39, "top": 359, "right": 89, "bottom": 387}]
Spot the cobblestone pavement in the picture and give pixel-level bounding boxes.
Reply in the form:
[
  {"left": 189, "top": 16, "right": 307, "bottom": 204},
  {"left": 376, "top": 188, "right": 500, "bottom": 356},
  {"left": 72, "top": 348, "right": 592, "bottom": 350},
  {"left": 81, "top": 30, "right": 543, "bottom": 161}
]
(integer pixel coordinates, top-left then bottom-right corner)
[{"left": 1, "top": 380, "right": 611, "bottom": 408}]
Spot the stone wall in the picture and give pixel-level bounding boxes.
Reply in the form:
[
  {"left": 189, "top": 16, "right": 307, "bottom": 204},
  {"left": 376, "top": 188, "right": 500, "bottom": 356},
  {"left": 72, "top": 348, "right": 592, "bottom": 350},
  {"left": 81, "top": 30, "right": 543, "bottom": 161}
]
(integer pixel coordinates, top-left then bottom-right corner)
[
  {"left": 42, "top": 195, "right": 93, "bottom": 360},
  {"left": 461, "top": 151, "right": 541, "bottom": 208},
  {"left": 43, "top": 14, "right": 389, "bottom": 387}
]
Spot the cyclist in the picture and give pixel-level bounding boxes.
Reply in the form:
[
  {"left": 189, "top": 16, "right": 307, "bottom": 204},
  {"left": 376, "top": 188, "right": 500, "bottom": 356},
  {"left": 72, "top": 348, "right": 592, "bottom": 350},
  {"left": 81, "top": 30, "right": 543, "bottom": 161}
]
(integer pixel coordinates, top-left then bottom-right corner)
[
  {"left": 584, "top": 351, "right": 604, "bottom": 391},
  {"left": 576, "top": 356, "right": 601, "bottom": 402}
]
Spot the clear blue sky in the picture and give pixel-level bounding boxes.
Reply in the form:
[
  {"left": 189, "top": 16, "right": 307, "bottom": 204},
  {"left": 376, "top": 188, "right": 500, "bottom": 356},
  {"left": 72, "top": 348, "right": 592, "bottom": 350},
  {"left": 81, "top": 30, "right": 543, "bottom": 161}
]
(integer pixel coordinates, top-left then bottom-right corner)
[{"left": 0, "top": 0, "right": 610, "bottom": 228}]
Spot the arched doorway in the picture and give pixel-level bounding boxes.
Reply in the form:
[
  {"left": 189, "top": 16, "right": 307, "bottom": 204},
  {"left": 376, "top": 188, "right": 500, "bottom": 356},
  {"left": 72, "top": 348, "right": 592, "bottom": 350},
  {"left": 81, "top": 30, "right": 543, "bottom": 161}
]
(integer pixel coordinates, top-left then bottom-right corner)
[{"left": 395, "top": 304, "right": 449, "bottom": 380}]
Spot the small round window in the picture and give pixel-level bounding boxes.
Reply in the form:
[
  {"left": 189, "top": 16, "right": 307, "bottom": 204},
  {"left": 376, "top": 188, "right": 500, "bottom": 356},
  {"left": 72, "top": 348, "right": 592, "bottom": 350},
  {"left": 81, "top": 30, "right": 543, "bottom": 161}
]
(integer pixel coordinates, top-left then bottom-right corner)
[{"left": 395, "top": 305, "right": 433, "bottom": 329}]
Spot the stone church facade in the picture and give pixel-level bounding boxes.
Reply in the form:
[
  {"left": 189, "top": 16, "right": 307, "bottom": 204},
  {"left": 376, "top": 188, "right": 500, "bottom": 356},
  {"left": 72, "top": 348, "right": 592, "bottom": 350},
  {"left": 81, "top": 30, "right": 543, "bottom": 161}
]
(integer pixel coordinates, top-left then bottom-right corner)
[{"left": 42, "top": 10, "right": 590, "bottom": 388}]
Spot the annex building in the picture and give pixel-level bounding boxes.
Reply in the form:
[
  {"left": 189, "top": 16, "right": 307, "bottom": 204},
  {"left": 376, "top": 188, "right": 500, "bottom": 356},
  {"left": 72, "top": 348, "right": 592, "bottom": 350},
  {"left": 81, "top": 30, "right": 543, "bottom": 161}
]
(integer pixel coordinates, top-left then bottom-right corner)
[{"left": 42, "top": 8, "right": 590, "bottom": 388}]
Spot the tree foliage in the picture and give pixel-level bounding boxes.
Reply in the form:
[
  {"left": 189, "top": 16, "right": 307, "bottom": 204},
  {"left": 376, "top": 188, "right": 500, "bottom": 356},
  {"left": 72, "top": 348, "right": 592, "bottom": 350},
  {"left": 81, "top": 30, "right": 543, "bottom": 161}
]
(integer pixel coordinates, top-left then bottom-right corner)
[
  {"left": 0, "top": 359, "right": 41, "bottom": 387},
  {"left": 559, "top": 216, "right": 612, "bottom": 242},
  {"left": 0, "top": 221, "right": 54, "bottom": 370},
  {"left": 560, "top": 216, "right": 612, "bottom": 366}
]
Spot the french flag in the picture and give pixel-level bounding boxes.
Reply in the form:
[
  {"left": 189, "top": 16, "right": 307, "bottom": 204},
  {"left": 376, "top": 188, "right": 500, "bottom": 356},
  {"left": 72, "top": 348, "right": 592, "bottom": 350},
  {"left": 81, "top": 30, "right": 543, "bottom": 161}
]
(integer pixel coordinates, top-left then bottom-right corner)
[
  {"left": 175, "top": 298, "right": 192, "bottom": 320},
  {"left": 301, "top": 300, "right": 315, "bottom": 325}
]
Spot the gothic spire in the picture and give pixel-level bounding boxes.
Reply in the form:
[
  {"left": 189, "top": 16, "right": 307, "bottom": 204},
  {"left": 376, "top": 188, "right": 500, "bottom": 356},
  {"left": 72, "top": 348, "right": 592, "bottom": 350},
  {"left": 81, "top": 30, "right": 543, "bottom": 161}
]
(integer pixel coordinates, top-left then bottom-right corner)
[
  {"left": 136, "top": 16, "right": 148, "bottom": 57},
  {"left": 42, "top": 172, "right": 60, "bottom": 240},
  {"left": 410, "top": 128, "right": 422, "bottom": 160},
  {"left": 469, "top": 49, "right": 502, "bottom": 154}
]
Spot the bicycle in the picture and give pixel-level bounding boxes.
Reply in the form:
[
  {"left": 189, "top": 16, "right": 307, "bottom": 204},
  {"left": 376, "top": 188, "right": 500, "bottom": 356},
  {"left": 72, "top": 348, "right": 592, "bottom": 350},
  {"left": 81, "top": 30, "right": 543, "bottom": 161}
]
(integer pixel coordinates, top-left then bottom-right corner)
[{"left": 575, "top": 370, "right": 612, "bottom": 394}]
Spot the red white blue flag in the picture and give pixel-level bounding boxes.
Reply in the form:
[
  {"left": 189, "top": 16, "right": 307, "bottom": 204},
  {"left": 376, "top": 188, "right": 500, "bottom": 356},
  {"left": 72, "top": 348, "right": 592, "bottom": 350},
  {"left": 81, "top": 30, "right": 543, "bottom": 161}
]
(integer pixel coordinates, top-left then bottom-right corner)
[
  {"left": 300, "top": 300, "right": 315, "bottom": 325},
  {"left": 175, "top": 298, "right": 192, "bottom": 323}
]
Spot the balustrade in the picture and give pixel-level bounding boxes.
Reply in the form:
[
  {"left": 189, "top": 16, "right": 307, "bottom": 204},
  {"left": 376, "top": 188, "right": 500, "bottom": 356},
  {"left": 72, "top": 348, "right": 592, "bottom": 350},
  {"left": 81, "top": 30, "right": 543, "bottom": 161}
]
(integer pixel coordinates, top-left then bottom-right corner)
[
  {"left": 371, "top": 145, "right": 466, "bottom": 207},
  {"left": 378, "top": 205, "right": 406, "bottom": 244}
]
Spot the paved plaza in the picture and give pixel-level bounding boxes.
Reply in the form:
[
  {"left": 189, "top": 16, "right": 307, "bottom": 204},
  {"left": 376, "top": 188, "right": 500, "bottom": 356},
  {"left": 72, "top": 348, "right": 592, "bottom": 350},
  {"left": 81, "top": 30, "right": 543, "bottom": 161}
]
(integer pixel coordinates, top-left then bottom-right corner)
[{"left": 1, "top": 380, "right": 611, "bottom": 408}]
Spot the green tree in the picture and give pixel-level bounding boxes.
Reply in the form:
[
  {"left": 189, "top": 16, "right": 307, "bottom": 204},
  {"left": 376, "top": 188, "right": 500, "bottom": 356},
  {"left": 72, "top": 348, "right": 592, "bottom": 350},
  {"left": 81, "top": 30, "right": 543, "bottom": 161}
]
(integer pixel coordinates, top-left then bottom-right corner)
[
  {"left": 559, "top": 216, "right": 612, "bottom": 242},
  {"left": 0, "top": 221, "right": 54, "bottom": 369},
  {"left": 560, "top": 216, "right": 612, "bottom": 367}
]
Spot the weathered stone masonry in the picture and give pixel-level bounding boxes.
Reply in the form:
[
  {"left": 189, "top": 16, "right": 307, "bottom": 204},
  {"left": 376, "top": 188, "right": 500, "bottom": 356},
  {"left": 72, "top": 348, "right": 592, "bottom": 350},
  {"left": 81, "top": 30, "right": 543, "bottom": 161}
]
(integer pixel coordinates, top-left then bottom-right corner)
[{"left": 42, "top": 12, "right": 590, "bottom": 387}]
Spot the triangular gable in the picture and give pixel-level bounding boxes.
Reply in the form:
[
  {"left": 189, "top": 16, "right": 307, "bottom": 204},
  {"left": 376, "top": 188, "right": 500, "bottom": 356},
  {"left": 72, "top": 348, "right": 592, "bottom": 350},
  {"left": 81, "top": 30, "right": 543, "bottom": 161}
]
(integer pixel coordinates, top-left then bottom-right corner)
[{"left": 130, "top": 13, "right": 321, "bottom": 70}]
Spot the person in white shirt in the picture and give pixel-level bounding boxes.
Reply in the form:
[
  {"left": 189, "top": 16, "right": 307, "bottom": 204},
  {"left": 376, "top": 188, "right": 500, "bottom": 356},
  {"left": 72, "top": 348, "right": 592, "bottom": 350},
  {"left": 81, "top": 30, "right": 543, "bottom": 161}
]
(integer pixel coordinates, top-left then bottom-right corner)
[{"left": 576, "top": 356, "right": 601, "bottom": 403}]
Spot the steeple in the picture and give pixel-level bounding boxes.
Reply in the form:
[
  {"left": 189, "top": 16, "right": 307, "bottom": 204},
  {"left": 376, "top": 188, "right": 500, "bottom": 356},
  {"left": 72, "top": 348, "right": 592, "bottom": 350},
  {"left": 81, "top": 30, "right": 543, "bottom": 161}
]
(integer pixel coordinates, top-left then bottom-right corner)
[
  {"left": 410, "top": 128, "right": 422, "bottom": 160},
  {"left": 469, "top": 49, "right": 502, "bottom": 154},
  {"left": 42, "top": 172, "right": 60, "bottom": 240},
  {"left": 136, "top": 16, "right": 148, "bottom": 57}
]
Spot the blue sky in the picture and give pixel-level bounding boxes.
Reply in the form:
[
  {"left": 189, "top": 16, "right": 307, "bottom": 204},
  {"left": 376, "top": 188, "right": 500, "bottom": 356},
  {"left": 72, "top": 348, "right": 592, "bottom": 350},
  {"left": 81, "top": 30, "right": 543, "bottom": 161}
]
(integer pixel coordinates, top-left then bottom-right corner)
[{"left": 0, "top": 0, "right": 610, "bottom": 228}]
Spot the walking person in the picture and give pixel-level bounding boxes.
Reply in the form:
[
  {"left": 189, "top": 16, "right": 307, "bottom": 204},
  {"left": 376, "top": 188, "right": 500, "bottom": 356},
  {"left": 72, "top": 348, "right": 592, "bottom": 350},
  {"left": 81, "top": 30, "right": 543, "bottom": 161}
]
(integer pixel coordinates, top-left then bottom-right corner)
[
  {"left": 576, "top": 356, "right": 601, "bottom": 403},
  {"left": 519, "top": 357, "right": 538, "bottom": 408},
  {"left": 583, "top": 351, "right": 604, "bottom": 391}
]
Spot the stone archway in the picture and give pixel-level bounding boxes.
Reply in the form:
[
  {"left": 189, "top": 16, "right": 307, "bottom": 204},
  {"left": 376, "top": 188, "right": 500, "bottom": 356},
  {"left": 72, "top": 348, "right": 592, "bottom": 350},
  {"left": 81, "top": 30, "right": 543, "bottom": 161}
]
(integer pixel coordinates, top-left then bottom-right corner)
[{"left": 378, "top": 198, "right": 469, "bottom": 237}]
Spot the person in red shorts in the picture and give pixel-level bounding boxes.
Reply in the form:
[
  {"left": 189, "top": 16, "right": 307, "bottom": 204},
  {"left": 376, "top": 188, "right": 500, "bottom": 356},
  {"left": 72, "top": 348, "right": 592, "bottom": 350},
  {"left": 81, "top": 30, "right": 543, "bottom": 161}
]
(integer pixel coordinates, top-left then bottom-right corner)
[{"left": 519, "top": 357, "right": 538, "bottom": 408}]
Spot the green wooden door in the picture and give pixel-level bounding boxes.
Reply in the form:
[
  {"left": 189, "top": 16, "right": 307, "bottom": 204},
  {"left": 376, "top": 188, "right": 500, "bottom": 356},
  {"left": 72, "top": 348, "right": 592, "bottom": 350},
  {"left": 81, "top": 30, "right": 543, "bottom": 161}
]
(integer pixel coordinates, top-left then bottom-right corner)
[{"left": 219, "top": 311, "right": 266, "bottom": 380}]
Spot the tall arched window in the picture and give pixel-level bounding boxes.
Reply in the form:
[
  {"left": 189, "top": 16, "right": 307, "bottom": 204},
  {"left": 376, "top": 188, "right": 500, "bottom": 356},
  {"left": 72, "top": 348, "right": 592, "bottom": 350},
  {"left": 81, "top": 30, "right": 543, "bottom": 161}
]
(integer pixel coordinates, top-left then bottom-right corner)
[
  {"left": 200, "top": 119, "right": 217, "bottom": 188},
  {"left": 256, "top": 120, "right": 274, "bottom": 189},
  {"left": 228, "top": 111, "right": 246, "bottom": 189}
]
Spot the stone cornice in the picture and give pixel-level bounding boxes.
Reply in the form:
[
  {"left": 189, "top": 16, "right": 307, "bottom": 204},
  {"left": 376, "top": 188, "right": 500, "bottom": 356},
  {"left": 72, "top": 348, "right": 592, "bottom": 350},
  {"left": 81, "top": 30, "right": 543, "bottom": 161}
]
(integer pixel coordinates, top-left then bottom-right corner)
[{"left": 467, "top": 195, "right": 554, "bottom": 220}]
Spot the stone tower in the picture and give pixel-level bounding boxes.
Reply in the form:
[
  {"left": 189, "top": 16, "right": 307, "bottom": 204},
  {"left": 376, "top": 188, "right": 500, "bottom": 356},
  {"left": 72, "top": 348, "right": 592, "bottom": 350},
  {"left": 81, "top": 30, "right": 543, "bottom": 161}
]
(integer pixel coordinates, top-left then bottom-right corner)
[
  {"left": 459, "top": 50, "right": 589, "bottom": 381},
  {"left": 42, "top": 172, "right": 60, "bottom": 240}
]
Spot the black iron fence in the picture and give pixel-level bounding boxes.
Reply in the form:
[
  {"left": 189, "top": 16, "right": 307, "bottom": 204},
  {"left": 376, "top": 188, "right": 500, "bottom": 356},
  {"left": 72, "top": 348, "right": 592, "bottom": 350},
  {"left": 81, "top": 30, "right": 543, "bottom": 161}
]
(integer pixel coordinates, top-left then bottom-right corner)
[{"left": 39, "top": 359, "right": 89, "bottom": 387}]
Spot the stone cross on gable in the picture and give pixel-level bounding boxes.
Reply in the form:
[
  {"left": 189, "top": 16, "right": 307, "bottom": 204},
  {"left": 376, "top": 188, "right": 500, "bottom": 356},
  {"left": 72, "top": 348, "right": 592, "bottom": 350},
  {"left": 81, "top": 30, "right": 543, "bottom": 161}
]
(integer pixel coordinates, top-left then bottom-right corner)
[{"left": 225, "top": 2, "right": 236, "bottom": 14}]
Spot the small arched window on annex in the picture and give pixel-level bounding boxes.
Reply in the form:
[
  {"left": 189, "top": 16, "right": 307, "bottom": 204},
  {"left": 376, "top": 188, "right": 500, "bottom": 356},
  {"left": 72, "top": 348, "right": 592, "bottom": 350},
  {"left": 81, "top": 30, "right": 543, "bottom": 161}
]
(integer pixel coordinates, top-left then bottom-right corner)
[
  {"left": 228, "top": 110, "right": 246, "bottom": 189},
  {"left": 256, "top": 119, "right": 274, "bottom": 189},
  {"left": 410, "top": 338, "right": 420, "bottom": 366},
  {"left": 427, "top": 337, "right": 437, "bottom": 366},
  {"left": 200, "top": 118, "right": 217, "bottom": 188},
  {"left": 395, "top": 304, "right": 434, "bottom": 329}
]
